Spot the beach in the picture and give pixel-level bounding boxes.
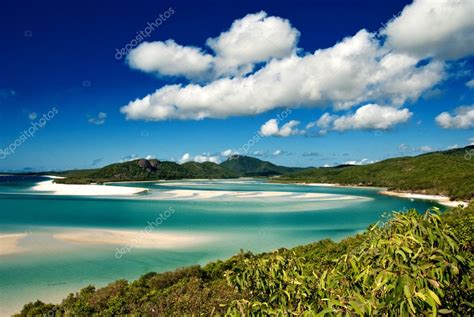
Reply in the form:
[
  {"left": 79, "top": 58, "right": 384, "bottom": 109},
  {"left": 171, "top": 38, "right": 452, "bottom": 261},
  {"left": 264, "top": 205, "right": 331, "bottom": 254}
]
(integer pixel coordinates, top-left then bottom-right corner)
[
  {"left": 276, "top": 181, "right": 469, "bottom": 207},
  {"left": 379, "top": 190, "right": 468, "bottom": 207},
  {"left": 31, "top": 179, "right": 149, "bottom": 196}
]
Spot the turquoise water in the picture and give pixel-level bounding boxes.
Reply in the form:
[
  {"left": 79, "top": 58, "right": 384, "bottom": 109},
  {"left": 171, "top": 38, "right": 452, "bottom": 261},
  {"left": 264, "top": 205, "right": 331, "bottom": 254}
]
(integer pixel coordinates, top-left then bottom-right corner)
[{"left": 0, "top": 176, "right": 442, "bottom": 315}]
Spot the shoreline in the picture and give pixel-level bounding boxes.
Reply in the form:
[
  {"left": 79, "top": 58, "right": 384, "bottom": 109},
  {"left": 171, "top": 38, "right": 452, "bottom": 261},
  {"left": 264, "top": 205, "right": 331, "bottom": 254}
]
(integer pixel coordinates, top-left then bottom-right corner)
[
  {"left": 103, "top": 177, "right": 254, "bottom": 185},
  {"left": 272, "top": 180, "right": 469, "bottom": 208},
  {"left": 272, "top": 180, "right": 387, "bottom": 190},
  {"left": 378, "top": 190, "right": 468, "bottom": 208}
]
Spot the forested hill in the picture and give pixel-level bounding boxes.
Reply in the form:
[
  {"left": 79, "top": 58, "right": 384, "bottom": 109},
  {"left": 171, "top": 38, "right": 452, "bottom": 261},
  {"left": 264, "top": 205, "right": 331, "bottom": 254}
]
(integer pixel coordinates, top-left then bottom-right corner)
[
  {"left": 220, "top": 155, "right": 305, "bottom": 176},
  {"left": 54, "top": 159, "right": 239, "bottom": 184},
  {"left": 276, "top": 145, "right": 474, "bottom": 201},
  {"left": 53, "top": 156, "right": 306, "bottom": 184}
]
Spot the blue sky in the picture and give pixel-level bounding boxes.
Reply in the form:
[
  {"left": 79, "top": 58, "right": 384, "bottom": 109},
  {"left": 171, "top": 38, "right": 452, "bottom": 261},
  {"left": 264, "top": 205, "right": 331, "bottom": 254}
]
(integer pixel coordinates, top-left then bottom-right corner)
[{"left": 0, "top": 0, "right": 473, "bottom": 171}]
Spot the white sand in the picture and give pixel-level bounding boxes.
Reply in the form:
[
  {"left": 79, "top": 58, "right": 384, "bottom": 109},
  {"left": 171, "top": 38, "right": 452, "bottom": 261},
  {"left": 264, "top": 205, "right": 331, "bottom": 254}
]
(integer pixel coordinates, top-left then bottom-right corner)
[
  {"left": 53, "top": 229, "right": 213, "bottom": 249},
  {"left": 31, "top": 180, "right": 149, "bottom": 196},
  {"left": 379, "top": 191, "right": 468, "bottom": 207},
  {"left": 144, "top": 189, "right": 367, "bottom": 202},
  {"left": 0, "top": 233, "right": 28, "bottom": 256}
]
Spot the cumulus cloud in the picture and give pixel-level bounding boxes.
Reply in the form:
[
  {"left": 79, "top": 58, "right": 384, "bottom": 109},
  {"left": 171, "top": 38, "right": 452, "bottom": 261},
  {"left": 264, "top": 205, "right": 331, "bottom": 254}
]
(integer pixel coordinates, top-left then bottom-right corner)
[
  {"left": 344, "top": 158, "right": 376, "bottom": 165},
  {"left": 220, "top": 149, "right": 235, "bottom": 157},
  {"left": 383, "top": 0, "right": 474, "bottom": 60},
  {"left": 466, "top": 79, "right": 474, "bottom": 89},
  {"left": 260, "top": 119, "right": 301, "bottom": 137},
  {"left": 121, "top": 6, "right": 447, "bottom": 121},
  {"left": 88, "top": 112, "right": 107, "bottom": 125},
  {"left": 127, "top": 40, "right": 213, "bottom": 80},
  {"left": 260, "top": 104, "right": 412, "bottom": 138},
  {"left": 331, "top": 104, "right": 412, "bottom": 131},
  {"left": 435, "top": 105, "right": 474, "bottom": 129},
  {"left": 178, "top": 153, "right": 192, "bottom": 164},
  {"left": 311, "top": 104, "right": 412, "bottom": 133},
  {"left": 398, "top": 143, "right": 409, "bottom": 151},
  {"left": 253, "top": 150, "right": 266, "bottom": 157},
  {"left": 178, "top": 152, "right": 221, "bottom": 164},
  {"left": 417, "top": 145, "right": 434, "bottom": 152},
  {"left": 119, "top": 154, "right": 139, "bottom": 162},
  {"left": 127, "top": 12, "right": 298, "bottom": 81},
  {"left": 207, "top": 11, "right": 299, "bottom": 77}
]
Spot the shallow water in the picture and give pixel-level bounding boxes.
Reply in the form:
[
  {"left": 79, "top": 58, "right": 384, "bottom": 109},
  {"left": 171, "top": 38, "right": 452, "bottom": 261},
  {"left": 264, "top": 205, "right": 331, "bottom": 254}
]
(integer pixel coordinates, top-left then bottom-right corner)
[{"left": 0, "top": 176, "right": 442, "bottom": 315}]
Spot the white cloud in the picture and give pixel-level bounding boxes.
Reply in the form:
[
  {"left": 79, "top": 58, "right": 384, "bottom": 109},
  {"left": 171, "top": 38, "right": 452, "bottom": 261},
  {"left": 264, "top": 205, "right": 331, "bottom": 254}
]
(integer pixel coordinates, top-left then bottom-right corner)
[
  {"left": 119, "top": 154, "right": 139, "bottom": 162},
  {"left": 466, "top": 79, "right": 474, "bottom": 89},
  {"left": 435, "top": 105, "right": 474, "bottom": 129},
  {"left": 253, "top": 150, "right": 265, "bottom": 157},
  {"left": 121, "top": 23, "right": 444, "bottom": 121},
  {"left": 260, "top": 104, "right": 412, "bottom": 137},
  {"left": 207, "top": 11, "right": 299, "bottom": 77},
  {"left": 194, "top": 154, "right": 220, "bottom": 163},
  {"left": 398, "top": 143, "right": 408, "bottom": 151},
  {"left": 273, "top": 149, "right": 283, "bottom": 156},
  {"left": 383, "top": 0, "right": 474, "bottom": 60},
  {"left": 126, "top": 12, "right": 298, "bottom": 80},
  {"left": 447, "top": 144, "right": 459, "bottom": 150},
  {"left": 145, "top": 155, "right": 156, "bottom": 160},
  {"left": 325, "top": 104, "right": 412, "bottom": 131},
  {"left": 260, "top": 119, "right": 301, "bottom": 137},
  {"left": 344, "top": 158, "right": 375, "bottom": 165},
  {"left": 88, "top": 112, "right": 107, "bottom": 125},
  {"left": 178, "top": 153, "right": 192, "bottom": 164},
  {"left": 127, "top": 40, "right": 213, "bottom": 80},
  {"left": 418, "top": 145, "right": 433, "bottom": 152},
  {"left": 469, "top": 137, "right": 474, "bottom": 145},
  {"left": 178, "top": 152, "right": 221, "bottom": 164},
  {"left": 220, "top": 149, "right": 235, "bottom": 157}
]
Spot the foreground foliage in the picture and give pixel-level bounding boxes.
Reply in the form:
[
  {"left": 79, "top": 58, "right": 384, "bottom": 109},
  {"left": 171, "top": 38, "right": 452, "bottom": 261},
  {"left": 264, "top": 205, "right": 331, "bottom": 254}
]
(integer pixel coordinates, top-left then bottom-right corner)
[{"left": 18, "top": 204, "right": 473, "bottom": 316}]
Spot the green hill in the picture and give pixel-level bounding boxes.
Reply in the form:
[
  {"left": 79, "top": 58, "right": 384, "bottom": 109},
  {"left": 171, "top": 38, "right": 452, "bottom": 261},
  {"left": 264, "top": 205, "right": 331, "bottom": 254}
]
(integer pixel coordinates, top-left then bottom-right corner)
[
  {"left": 220, "top": 155, "right": 304, "bottom": 176},
  {"left": 55, "top": 159, "right": 238, "bottom": 184},
  {"left": 17, "top": 204, "right": 474, "bottom": 316},
  {"left": 276, "top": 145, "right": 474, "bottom": 201}
]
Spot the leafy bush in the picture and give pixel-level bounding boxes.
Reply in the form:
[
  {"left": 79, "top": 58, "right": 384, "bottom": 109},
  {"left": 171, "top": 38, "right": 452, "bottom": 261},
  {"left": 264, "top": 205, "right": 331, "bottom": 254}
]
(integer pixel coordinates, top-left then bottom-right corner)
[
  {"left": 17, "top": 206, "right": 473, "bottom": 316},
  {"left": 226, "top": 208, "right": 473, "bottom": 315}
]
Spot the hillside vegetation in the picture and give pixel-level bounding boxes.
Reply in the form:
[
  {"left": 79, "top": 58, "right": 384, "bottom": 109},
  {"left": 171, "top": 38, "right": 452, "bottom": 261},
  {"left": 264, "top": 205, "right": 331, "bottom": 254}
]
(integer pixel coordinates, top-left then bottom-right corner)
[
  {"left": 49, "top": 146, "right": 474, "bottom": 201},
  {"left": 55, "top": 159, "right": 238, "bottom": 184},
  {"left": 220, "top": 155, "right": 304, "bottom": 176},
  {"left": 17, "top": 204, "right": 474, "bottom": 316},
  {"left": 276, "top": 146, "right": 474, "bottom": 201}
]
